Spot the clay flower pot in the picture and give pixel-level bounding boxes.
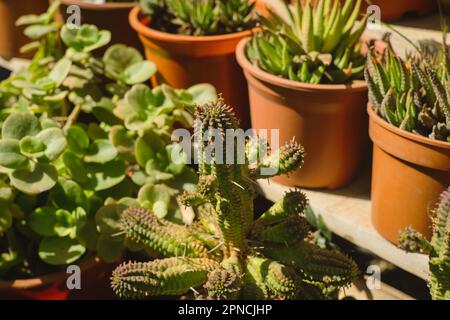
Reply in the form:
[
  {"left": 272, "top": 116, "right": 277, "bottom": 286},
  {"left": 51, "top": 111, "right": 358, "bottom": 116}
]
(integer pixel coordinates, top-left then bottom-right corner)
[
  {"left": 362, "top": 0, "right": 436, "bottom": 21},
  {"left": 0, "top": 257, "right": 116, "bottom": 300},
  {"left": 0, "top": 0, "right": 49, "bottom": 58},
  {"left": 368, "top": 106, "right": 450, "bottom": 245},
  {"left": 58, "top": 0, "right": 142, "bottom": 52},
  {"left": 129, "top": 6, "right": 252, "bottom": 128},
  {"left": 236, "top": 38, "right": 369, "bottom": 189}
]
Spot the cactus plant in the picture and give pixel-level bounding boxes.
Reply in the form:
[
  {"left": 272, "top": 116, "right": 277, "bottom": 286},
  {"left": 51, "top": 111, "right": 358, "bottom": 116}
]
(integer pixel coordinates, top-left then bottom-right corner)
[
  {"left": 399, "top": 187, "right": 450, "bottom": 300},
  {"left": 139, "top": 0, "right": 257, "bottom": 35},
  {"left": 111, "top": 100, "right": 358, "bottom": 300},
  {"left": 365, "top": 38, "right": 450, "bottom": 142},
  {"left": 245, "top": 0, "right": 367, "bottom": 84}
]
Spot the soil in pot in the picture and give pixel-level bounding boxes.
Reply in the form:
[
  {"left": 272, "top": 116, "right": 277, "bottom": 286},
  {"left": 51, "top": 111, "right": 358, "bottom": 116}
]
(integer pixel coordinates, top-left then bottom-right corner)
[
  {"left": 0, "top": 0, "right": 49, "bottom": 58},
  {"left": 0, "top": 257, "right": 117, "bottom": 300},
  {"left": 129, "top": 6, "right": 252, "bottom": 128},
  {"left": 57, "top": 0, "right": 142, "bottom": 53},
  {"left": 368, "top": 106, "right": 450, "bottom": 244},
  {"left": 236, "top": 38, "right": 369, "bottom": 189}
]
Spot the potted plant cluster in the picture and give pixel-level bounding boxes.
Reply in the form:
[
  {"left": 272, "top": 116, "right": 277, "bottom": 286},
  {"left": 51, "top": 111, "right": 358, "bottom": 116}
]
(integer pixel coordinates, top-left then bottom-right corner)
[
  {"left": 237, "top": 0, "right": 369, "bottom": 189},
  {"left": 111, "top": 99, "right": 359, "bottom": 300},
  {"left": 0, "top": 1, "right": 217, "bottom": 299},
  {"left": 53, "top": 0, "right": 142, "bottom": 51},
  {"left": 365, "top": 38, "right": 450, "bottom": 244},
  {"left": 129, "top": 0, "right": 263, "bottom": 128}
]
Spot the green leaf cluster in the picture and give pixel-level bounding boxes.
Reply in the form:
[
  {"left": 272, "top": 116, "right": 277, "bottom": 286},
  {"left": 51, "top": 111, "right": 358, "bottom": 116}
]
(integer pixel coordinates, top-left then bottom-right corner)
[{"left": 246, "top": 0, "right": 367, "bottom": 84}]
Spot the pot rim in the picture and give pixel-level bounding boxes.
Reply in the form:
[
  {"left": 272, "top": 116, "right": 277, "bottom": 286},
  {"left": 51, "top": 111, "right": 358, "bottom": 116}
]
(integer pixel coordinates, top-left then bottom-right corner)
[
  {"left": 0, "top": 256, "right": 99, "bottom": 291},
  {"left": 368, "top": 105, "right": 450, "bottom": 149},
  {"left": 236, "top": 37, "right": 368, "bottom": 92},
  {"left": 129, "top": 6, "right": 254, "bottom": 43},
  {"left": 59, "top": 0, "right": 135, "bottom": 10}
]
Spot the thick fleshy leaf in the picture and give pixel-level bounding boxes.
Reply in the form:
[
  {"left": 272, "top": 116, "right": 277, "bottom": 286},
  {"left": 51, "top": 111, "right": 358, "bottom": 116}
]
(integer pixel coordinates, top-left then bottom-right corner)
[
  {"left": 137, "top": 184, "right": 175, "bottom": 219},
  {"left": 48, "top": 59, "right": 72, "bottom": 87},
  {"left": 125, "top": 84, "right": 155, "bottom": 112},
  {"left": 95, "top": 204, "right": 127, "bottom": 236},
  {"left": 123, "top": 61, "right": 157, "bottom": 85},
  {"left": 2, "top": 113, "right": 40, "bottom": 140},
  {"left": 62, "top": 151, "right": 88, "bottom": 183},
  {"left": 38, "top": 237, "right": 86, "bottom": 265},
  {"left": 84, "top": 30, "right": 111, "bottom": 52},
  {"left": 103, "top": 44, "right": 143, "bottom": 80},
  {"left": 50, "top": 179, "right": 88, "bottom": 212},
  {"left": 187, "top": 83, "right": 217, "bottom": 105},
  {"left": 36, "top": 127, "right": 67, "bottom": 160},
  {"left": 84, "top": 160, "right": 126, "bottom": 191},
  {"left": 135, "top": 131, "right": 166, "bottom": 167},
  {"left": 28, "top": 206, "right": 58, "bottom": 237},
  {"left": 84, "top": 140, "right": 118, "bottom": 164},
  {"left": 24, "top": 24, "right": 58, "bottom": 40},
  {"left": 66, "top": 125, "right": 90, "bottom": 155},
  {"left": 10, "top": 163, "right": 58, "bottom": 194},
  {"left": 0, "top": 182, "right": 13, "bottom": 202},
  {"left": 19, "top": 136, "right": 46, "bottom": 158},
  {"left": 0, "top": 139, "right": 29, "bottom": 169},
  {"left": 109, "top": 125, "right": 134, "bottom": 157}
]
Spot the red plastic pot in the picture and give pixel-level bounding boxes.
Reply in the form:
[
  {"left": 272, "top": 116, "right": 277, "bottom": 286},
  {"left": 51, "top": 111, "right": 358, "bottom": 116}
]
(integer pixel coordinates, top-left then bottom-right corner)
[
  {"left": 0, "top": 257, "right": 117, "bottom": 300},
  {"left": 129, "top": 6, "right": 253, "bottom": 128},
  {"left": 368, "top": 106, "right": 450, "bottom": 244},
  {"left": 236, "top": 37, "right": 369, "bottom": 189}
]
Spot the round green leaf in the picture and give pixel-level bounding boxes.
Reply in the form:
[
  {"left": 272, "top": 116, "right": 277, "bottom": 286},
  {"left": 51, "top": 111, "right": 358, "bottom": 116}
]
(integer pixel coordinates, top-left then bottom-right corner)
[
  {"left": 19, "top": 136, "right": 46, "bottom": 158},
  {"left": 50, "top": 179, "right": 88, "bottom": 212},
  {"left": 36, "top": 127, "right": 67, "bottom": 160},
  {"left": 67, "top": 125, "right": 89, "bottom": 155},
  {"left": 48, "top": 58, "right": 72, "bottom": 87},
  {"left": 54, "top": 209, "right": 75, "bottom": 237},
  {"left": 38, "top": 237, "right": 86, "bottom": 265},
  {"left": 0, "top": 139, "right": 29, "bottom": 169},
  {"left": 84, "top": 160, "right": 126, "bottom": 191},
  {"left": 2, "top": 113, "right": 40, "bottom": 140},
  {"left": 135, "top": 132, "right": 165, "bottom": 167},
  {"left": 62, "top": 151, "right": 88, "bottom": 183},
  {"left": 95, "top": 204, "right": 127, "bottom": 236},
  {"left": 103, "top": 44, "right": 143, "bottom": 80},
  {"left": 84, "top": 139, "right": 118, "bottom": 164},
  {"left": 137, "top": 184, "right": 174, "bottom": 219},
  {"left": 10, "top": 163, "right": 58, "bottom": 194},
  {"left": 123, "top": 61, "right": 157, "bottom": 85},
  {"left": 187, "top": 83, "right": 217, "bottom": 105},
  {"left": 28, "top": 206, "right": 58, "bottom": 237}
]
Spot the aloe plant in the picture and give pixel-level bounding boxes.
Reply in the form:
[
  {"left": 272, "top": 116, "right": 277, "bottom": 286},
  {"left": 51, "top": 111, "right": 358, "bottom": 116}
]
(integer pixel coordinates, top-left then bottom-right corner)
[
  {"left": 365, "top": 38, "right": 450, "bottom": 142},
  {"left": 0, "top": 2, "right": 217, "bottom": 276},
  {"left": 139, "top": 0, "right": 257, "bottom": 35},
  {"left": 246, "top": 0, "right": 367, "bottom": 84},
  {"left": 110, "top": 100, "right": 358, "bottom": 300},
  {"left": 399, "top": 187, "right": 450, "bottom": 300}
]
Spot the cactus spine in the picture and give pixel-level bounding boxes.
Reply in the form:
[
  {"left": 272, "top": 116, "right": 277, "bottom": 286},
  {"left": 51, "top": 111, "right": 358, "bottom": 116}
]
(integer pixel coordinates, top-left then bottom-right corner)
[
  {"left": 399, "top": 187, "right": 450, "bottom": 300},
  {"left": 111, "top": 100, "right": 358, "bottom": 299}
]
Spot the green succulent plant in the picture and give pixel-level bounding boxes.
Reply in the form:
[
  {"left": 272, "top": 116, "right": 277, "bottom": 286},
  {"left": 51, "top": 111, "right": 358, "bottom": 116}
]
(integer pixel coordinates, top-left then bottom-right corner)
[
  {"left": 0, "top": 1, "right": 218, "bottom": 275},
  {"left": 399, "top": 187, "right": 450, "bottom": 300},
  {"left": 139, "top": 0, "right": 257, "bottom": 35},
  {"left": 110, "top": 100, "right": 358, "bottom": 300},
  {"left": 365, "top": 39, "right": 450, "bottom": 142},
  {"left": 246, "top": 0, "right": 367, "bottom": 84}
]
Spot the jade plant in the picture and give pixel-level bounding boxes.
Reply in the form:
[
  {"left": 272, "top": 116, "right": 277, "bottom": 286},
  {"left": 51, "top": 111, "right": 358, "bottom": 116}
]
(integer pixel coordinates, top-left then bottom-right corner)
[
  {"left": 0, "top": 2, "right": 217, "bottom": 276},
  {"left": 246, "top": 0, "right": 367, "bottom": 84},
  {"left": 111, "top": 100, "right": 358, "bottom": 299},
  {"left": 365, "top": 38, "right": 450, "bottom": 142},
  {"left": 399, "top": 187, "right": 450, "bottom": 300},
  {"left": 139, "top": 0, "right": 257, "bottom": 35}
]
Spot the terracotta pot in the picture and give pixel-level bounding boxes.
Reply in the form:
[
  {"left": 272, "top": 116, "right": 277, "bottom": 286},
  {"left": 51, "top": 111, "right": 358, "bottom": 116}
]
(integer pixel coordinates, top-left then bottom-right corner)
[
  {"left": 0, "top": 256, "right": 116, "bottom": 300},
  {"left": 129, "top": 6, "right": 252, "bottom": 128},
  {"left": 368, "top": 106, "right": 450, "bottom": 245},
  {"left": 0, "top": 0, "right": 49, "bottom": 58},
  {"left": 58, "top": 0, "right": 142, "bottom": 52},
  {"left": 364, "top": 0, "right": 436, "bottom": 21},
  {"left": 236, "top": 38, "right": 369, "bottom": 189}
]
